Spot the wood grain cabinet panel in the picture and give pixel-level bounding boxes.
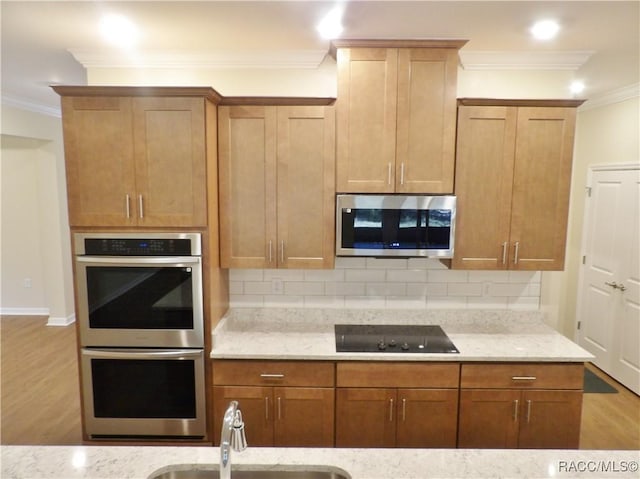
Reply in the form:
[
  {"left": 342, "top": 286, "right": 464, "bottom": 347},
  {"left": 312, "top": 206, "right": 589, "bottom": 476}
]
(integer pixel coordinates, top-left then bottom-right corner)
[
  {"left": 334, "top": 41, "right": 463, "bottom": 194},
  {"left": 453, "top": 100, "right": 582, "bottom": 270},
  {"left": 219, "top": 104, "right": 335, "bottom": 269},
  {"left": 58, "top": 91, "right": 211, "bottom": 227}
]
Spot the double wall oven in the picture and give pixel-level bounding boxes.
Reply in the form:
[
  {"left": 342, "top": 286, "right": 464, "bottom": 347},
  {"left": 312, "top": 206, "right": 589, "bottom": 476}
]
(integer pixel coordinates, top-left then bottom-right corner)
[{"left": 74, "top": 232, "right": 206, "bottom": 439}]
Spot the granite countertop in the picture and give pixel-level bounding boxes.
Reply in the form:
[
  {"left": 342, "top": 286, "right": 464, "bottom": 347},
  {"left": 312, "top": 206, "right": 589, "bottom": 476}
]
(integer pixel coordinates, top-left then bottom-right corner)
[
  {"left": 3, "top": 445, "right": 639, "bottom": 479},
  {"left": 211, "top": 308, "right": 593, "bottom": 362}
]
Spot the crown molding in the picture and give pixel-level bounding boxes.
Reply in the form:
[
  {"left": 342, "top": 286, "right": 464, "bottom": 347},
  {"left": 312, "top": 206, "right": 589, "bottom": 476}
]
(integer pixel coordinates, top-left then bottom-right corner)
[
  {"left": 1, "top": 94, "right": 61, "bottom": 118},
  {"left": 460, "top": 50, "right": 594, "bottom": 71},
  {"left": 579, "top": 82, "right": 640, "bottom": 111},
  {"left": 68, "top": 49, "right": 328, "bottom": 70}
]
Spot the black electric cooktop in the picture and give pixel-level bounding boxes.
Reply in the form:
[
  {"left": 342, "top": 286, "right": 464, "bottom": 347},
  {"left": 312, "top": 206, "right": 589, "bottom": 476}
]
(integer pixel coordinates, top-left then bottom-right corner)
[{"left": 335, "top": 324, "right": 459, "bottom": 354}]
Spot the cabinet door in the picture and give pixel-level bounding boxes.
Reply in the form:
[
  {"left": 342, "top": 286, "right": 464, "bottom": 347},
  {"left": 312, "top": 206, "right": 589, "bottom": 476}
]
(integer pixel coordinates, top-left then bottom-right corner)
[
  {"left": 60, "top": 96, "right": 135, "bottom": 226},
  {"left": 218, "top": 106, "right": 277, "bottom": 268},
  {"left": 276, "top": 106, "right": 335, "bottom": 269},
  {"left": 335, "top": 388, "right": 396, "bottom": 447},
  {"left": 213, "top": 386, "right": 273, "bottom": 446},
  {"left": 453, "top": 106, "right": 517, "bottom": 269},
  {"left": 509, "top": 107, "right": 577, "bottom": 270},
  {"left": 132, "top": 97, "right": 207, "bottom": 226},
  {"left": 396, "top": 48, "right": 458, "bottom": 193},
  {"left": 336, "top": 48, "right": 398, "bottom": 193},
  {"left": 396, "top": 388, "right": 458, "bottom": 448},
  {"left": 274, "top": 387, "right": 334, "bottom": 447},
  {"left": 458, "top": 389, "right": 520, "bottom": 448},
  {"left": 518, "top": 390, "right": 582, "bottom": 449}
]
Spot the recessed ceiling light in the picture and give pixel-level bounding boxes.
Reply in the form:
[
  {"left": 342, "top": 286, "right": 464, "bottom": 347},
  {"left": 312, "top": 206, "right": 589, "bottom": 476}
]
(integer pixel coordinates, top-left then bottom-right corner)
[
  {"left": 570, "top": 80, "right": 586, "bottom": 96},
  {"left": 530, "top": 19, "right": 560, "bottom": 41},
  {"left": 100, "top": 13, "right": 139, "bottom": 48},
  {"left": 317, "top": 6, "right": 344, "bottom": 40}
]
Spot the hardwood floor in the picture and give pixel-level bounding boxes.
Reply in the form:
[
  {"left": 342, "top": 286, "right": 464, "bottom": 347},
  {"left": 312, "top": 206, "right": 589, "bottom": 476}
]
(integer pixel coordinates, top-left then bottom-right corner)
[{"left": 1, "top": 315, "right": 639, "bottom": 449}]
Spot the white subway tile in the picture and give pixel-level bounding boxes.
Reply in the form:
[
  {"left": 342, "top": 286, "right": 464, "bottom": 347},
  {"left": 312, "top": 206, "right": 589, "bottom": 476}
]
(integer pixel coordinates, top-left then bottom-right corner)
[
  {"left": 303, "top": 269, "right": 345, "bottom": 282},
  {"left": 508, "top": 297, "right": 540, "bottom": 310},
  {"left": 334, "top": 257, "right": 367, "bottom": 269},
  {"left": 509, "top": 271, "right": 541, "bottom": 283},
  {"left": 229, "top": 281, "right": 244, "bottom": 295},
  {"left": 488, "top": 283, "right": 529, "bottom": 297},
  {"left": 229, "top": 269, "right": 263, "bottom": 281},
  {"left": 426, "top": 296, "right": 467, "bottom": 309},
  {"left": 425, "top": 283, "right": 449, "bottom": 296},
  {"left": 244, "top": 281, "right": 273, "bottom": 295},
  {"left": 366, "top": 258, "right": 408, "bottom": 269},
  {"left": 229, "top": 295, "right": 264, "bottom": 307},
  {"left": 263, "top": 269, "right": 304, "bottom": 281},
  {"left": 345, "top": 269, "right": 386, "bottom": 282},
  {"left": 428, "top": 270, "right": 469, "bottom": 283},
  {"left": 324, "top": 282, "right": 366, "bottom": 296},
  {"left": 304, "top": 296, "right": 345, "bottom": 308},
  {"left": 528, "top": 282, "right": 541, "bottom": 297},
  {"left": 447, "top": 283, "right": 483, "bottom": 297},
  {"left": 407, "top": 258, "right": 447, "bottom": 270},
  {"left": 284, "top": 281, "right": 325, "bottom": 296},
  {"left": 385, "top": 297, "right": 428, "bottom": 309},
  {"left": 468, "top": 271, "right": 511, "bottom": 283},
  {"left": 344, "top": 296, "right": 386, "bottom": 309},
  {"left": 387, "top": 269, "right": 428, "bottom": 283},
  {"left": 264, "top": 295, "right": 304, "bottom": 307},
  {"left": 366, "top": 282, "right": 407, "bottom": 297},
  {"left": 467, "top": 296, "right": 509, "bottom": 310}
]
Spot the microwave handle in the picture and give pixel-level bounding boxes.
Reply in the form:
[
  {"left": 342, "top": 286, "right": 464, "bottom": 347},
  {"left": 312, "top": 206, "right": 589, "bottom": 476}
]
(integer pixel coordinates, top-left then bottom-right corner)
[
  {"left": 82, "top": 349, "right": 202, "bottom": 360},
  {"left": 75, "top": 256, "right": 200, "bottom": 265}
]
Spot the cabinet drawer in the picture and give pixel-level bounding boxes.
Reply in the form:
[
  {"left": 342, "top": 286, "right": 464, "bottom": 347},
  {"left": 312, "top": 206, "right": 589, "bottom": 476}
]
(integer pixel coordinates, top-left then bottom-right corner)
[
  {"left": 213, "top": 360, "right": 335, "bottom": 387},
  {"left": 337, "top": 362, "right": 460, "bottom": 388},
  {"left": 460, "top": 363, "right": 584, "bottom": 389}
]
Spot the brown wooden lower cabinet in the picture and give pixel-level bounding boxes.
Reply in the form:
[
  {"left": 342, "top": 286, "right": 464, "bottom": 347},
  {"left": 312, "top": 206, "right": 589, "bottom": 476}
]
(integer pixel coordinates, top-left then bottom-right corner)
[
  {"left": 458, "top": 389, "right": 582, "bottom": 449},
  {"left": 213, "top": 385, "right": 334, "bottom": 447},
  {"left": 335, "top": 387, "right": 459, "bottom": 448}
]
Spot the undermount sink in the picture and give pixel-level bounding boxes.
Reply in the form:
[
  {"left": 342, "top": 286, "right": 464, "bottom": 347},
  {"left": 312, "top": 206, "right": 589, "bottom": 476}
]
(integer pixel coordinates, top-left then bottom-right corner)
[{"left": 149, "top": 466, "right": 350, "bottom": 479}]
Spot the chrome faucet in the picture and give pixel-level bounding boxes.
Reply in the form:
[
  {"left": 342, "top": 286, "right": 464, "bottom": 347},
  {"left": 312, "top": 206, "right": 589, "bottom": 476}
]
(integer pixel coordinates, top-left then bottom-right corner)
[{"left": 220, "top": 400, "right": 247, "bottom": 479}]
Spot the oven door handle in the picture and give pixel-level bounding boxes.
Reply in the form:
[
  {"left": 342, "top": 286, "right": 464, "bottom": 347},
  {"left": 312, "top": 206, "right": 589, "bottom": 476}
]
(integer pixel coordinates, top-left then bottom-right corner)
[
  {"left": 82, "top": 348, "right": 203, "bottom": 359},
  {"left": 76, "top": 256, "right": 200, "bottom": 265}
]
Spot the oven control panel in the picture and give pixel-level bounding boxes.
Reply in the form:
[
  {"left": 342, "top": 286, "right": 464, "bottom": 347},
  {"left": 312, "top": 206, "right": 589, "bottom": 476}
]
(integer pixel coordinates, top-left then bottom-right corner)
[{"left": 83, "top": 238, "right": 193, "bottom": 256}]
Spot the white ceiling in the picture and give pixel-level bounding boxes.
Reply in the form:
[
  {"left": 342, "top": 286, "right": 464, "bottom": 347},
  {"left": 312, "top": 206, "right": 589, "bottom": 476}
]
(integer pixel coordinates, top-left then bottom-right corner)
[{"left": 2, "top": 1, "right": 639, "bottom": 116}]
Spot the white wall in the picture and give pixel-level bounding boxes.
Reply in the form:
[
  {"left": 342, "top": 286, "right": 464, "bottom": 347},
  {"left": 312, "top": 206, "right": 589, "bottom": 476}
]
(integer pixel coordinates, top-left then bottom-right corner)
[
  {"left": 541, "top": 86, "right": 640, "bottom": 336},
  {"left": 0, "top": 105, "right": 75, "bottom": 324}
]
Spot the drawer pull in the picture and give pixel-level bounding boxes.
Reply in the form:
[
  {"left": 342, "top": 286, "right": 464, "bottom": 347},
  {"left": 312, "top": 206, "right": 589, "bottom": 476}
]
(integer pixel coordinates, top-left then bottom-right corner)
[
  {"left": 511, "top": 376, "right": 537, "bottom": 381},
  {"left": 260, "top": 373, "right": 285, "bottom": 379},
  {"left": 526, "top": 399, "right": 532, "bottom": 423},
  {"left": 513, "top": 399, "right": 519, "bottom": 422}
]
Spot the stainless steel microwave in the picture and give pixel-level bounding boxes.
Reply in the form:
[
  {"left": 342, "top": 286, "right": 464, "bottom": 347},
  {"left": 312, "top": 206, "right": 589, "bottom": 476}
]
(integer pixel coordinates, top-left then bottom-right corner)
[{"left": 336, "top": 194, "right": 456, "bottom": 258}]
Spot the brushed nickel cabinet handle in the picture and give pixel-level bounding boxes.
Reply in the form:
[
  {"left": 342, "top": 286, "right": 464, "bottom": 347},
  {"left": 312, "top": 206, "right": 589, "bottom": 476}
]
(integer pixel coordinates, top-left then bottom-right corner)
[
  {"left": 280, "top": 240, "right": 285, "bottom": 263},
  {"left": 138, "top": 194, "right": 144, "bottom": 219},
  {"left": 389, "top": 398, "right": 394, "bottom": 422},
  {"left": 387, "top": 163, "right": 392, "bottom": 185},
  {"left": 400, "top": 163, "right": 405, "bottom": 185},
  {"left": 268, "top": 241, "right": 273, "bottom": 264},
  {"left": 513, "top": 241, "right": 520, "bottom": 264},
  {"left": 277, "top": 396, "right": 282, "bottom": 420},
  {"left": 265, "top": 397, "right": 269, "bottom": 421},
  {"left": 260, "top": 373, "right": 285, "bottom": 379},
  {"left": 511, "top": 376, "right": 537, "bottom": 381},
  {"left": 402, "top": 398, "right": 406, "bottom": 422},
  {"left": 501, "top": 242, "right": 508, "bottom": 265},
  {"left": 125, "top": 194, "right": 131, "bottom": 219},
  {"left": 513, "top": 399, "right": 519, "bottom": 422},
  {"left": 526, "top": 400, "right": 532, "bottom": 423}
]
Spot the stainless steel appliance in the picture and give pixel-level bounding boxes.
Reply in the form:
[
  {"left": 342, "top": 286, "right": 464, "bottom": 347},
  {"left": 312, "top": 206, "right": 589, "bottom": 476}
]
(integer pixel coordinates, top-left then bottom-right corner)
[
  {"left": 336, "top": 194, "right": 456, "bottom": 258},
  {"left": 74, "top": 232, "right": 206, "bottom": 439},
  {"left": 335, "top": 324, "right": 459, "bottom": 353}
]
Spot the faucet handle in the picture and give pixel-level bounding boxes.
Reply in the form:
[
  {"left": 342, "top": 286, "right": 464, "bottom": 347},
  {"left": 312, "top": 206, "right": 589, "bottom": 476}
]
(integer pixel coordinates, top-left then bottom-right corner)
[{"left": 231, "top": 410, "right": 248, "bottom": 451}]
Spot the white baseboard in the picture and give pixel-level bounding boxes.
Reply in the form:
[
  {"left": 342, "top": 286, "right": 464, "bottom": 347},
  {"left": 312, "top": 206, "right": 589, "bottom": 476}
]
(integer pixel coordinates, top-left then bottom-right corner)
[
  {"left": 47, "top": 314, "right": 76, "bottom": 327},
  {"left": 0, "top": 307, "right": 50, "bottom": 316}
]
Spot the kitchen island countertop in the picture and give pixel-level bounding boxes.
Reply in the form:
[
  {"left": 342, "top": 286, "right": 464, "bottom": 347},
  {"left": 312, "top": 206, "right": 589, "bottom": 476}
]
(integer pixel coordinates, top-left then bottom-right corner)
[
  {"left": 2, "top": 445, "right": 639, "bottom": 479},
  {"left": 210, "top": 308, "right": 593, "bottom": 362}
]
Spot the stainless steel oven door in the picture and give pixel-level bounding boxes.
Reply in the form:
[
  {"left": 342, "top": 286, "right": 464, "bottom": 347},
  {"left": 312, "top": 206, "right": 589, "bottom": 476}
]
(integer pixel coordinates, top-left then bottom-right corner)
[
  {"left": 75, "top": 256, "right": 204, "bottom": 348},
  {"left": 81, "top": 348, "right": 206, "bottom": 438}
]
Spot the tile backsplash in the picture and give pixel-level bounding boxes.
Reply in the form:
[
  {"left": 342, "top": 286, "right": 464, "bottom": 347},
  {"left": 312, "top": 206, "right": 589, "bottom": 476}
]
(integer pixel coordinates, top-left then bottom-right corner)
[{"left": 229, "top": 258, "right": 541, "bottom": 310}]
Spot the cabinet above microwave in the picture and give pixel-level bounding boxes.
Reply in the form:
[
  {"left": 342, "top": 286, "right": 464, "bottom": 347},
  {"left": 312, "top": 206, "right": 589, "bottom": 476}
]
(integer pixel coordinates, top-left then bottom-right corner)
[{"left": 336, "top": 194, "right": 456, "bottom": 258}]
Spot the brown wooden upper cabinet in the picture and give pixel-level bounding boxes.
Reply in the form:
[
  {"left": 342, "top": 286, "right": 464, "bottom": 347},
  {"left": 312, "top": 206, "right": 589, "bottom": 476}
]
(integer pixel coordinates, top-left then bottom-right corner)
[
  {"left": 54, "top": 86, "right": 219, "bottom": 227},
  {"left": 331, "top": 39, "right": 466, "bottom": 194},
  {"left": 453, "top": 99, "right": 584, "bottom": 270},
  {"left": 218, "top": 102, "right": 335, "bottom": 269}
]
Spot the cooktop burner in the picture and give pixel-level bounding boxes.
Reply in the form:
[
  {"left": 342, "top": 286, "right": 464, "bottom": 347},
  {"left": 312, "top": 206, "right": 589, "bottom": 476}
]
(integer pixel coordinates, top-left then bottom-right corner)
[{"left": 335, "top": 324, "right": 459, "bottom": 354}]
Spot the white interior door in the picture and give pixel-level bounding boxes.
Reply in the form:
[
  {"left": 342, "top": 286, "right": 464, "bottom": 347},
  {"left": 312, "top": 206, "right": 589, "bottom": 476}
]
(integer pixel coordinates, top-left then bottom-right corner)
[{"left": 577, "top": 164, "right": 640, "bottom": 395}]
